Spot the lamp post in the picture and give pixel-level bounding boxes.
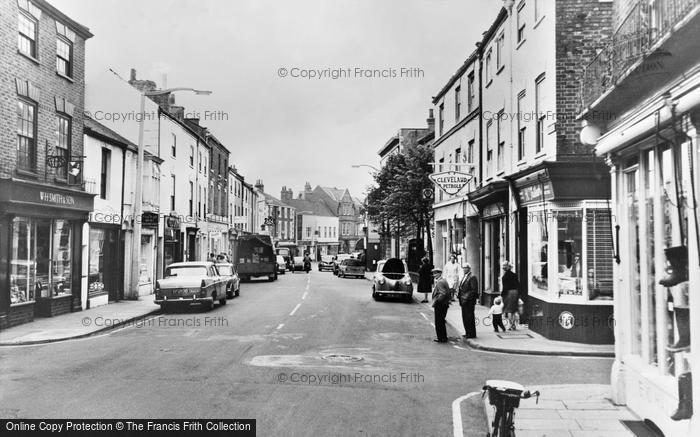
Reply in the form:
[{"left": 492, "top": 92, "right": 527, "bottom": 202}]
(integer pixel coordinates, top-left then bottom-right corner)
[
  {"left": 129, "top": 87, "right": 211, "bottom": 299},
  {"left": 351, "top": 164, "right": 379, "bottom": 172}
]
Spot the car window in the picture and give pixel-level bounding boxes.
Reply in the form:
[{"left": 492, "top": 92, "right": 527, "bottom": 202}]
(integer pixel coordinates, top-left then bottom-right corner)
[
  {"left": 217, "top": 265, "right": 233, "bottom": 275},
  {"left": 165, "top": 266, "right": 208, "bottom": 277},
  {"left": 381, "top": 258, "right": 405, "bottom": 274}
]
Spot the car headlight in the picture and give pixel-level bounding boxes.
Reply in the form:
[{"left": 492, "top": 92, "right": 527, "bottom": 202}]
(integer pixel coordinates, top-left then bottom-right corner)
[
  {"left": 404, "top": 278, "right": 412, "bottom": 286},
  {"left": 377, "top": 277, "right": 385, "bottom": 285}
]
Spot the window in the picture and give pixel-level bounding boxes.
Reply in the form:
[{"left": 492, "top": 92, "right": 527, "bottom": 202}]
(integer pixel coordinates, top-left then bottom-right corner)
[
  {"left": 455, "top": 148, "right": 461, "bottom": 172},
  {"left": 100, "top": 148, "right": 110, "bottom": 199},
  {"left": 557, "top": 210, "right": 583, "bottom": 295},
  {"left": 529, "top": 209, "right": 549, "bottom": 292},
  {"left": 535, "top": 74, "right": 545, "bottom": 153},
  {"left": 170, "top": 175, "right": 176, "bottom": 211},
  {"left": 189, "top": 181, "right": 194, "bottom": 216},
  {"left": 204, "top": 187, "right": 207, "bottom": 215},
  {"left": 496, "top": 33, "right": 505, "bottom": 70},
  {"left": 517, "top": 2, "right": 526, "bottom": 43},
  {"left": 485, "top": 50, "right": 492, "bottom": 83},
  {"left": 198, "top": 151, "right": 202, "bottom": 172},
  {"left": 18, "top": 13, "right": 37, "bottom": 58},
  {"left": 55, "top": 114, "right": 71, "bottom": 179},
  {"left": 517, "top": 91, "right": 526, "bottom": 160},
  {"left": 486, "top": 121, "right": 493, "bottom": 178},
  {"left": 467, "top": 73, "right": 475, "bottom": 112},
  {"left": 56, "top": 37, "right": 73, "bottom": 77},
  {"left": 438, "top": 103, "right": 444, "bottom": 136},
  {"left": 189, "top": 145, "right": 194, "bottom": 167},
  {"left": 497, "top": 110, "right": 505, "bottom": 171},
  {"left": 171, "top": 133, "right": 177, "bottom": 157},
  {"left": 455, "top": 86, "right": 461, "bottom": 122},
  {"left": 467, "top": 139, "right": 475, "bottom": 185},
  {"left": 306, "top": 227, "right": 311, "bottom": 238},
  {"left": 17, "top": 99, "right": 36, "bottom": 171}
]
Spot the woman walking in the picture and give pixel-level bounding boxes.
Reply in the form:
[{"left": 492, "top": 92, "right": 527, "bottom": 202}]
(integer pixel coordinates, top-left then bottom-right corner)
[
  {"left": 501, "top": 261, "right": 521, "bottom": 330},
  {"left": 417, "top": 257, "right": 433, "bottom": 303}
]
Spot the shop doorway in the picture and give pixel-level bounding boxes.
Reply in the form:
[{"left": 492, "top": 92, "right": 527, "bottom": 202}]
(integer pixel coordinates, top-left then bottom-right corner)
[{"left": 517, "top": 208, "right": 529, "bottom": 322}]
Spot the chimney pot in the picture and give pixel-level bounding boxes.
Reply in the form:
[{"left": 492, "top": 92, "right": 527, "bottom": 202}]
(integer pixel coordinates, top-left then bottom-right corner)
[{"left": 130, "top": 68, "right": 136, "bottom": 81}]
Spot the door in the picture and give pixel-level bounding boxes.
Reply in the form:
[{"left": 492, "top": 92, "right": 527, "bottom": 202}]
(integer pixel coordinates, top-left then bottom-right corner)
[{"left": 517, "top": 207, "right": 529, "bottom": 322}]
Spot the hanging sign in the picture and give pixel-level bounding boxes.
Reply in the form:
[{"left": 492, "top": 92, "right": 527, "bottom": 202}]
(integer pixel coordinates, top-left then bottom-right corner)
[{"left": 429, "top": 171, "right": 473, "bottom": 196}]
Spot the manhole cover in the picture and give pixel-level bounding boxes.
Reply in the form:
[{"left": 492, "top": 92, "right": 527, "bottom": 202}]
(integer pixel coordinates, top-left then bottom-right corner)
[{"left": 321, "top": 353, "right": 364, "bottom": 363}]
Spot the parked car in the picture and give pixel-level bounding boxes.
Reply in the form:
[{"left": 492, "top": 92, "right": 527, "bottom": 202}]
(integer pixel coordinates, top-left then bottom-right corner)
[
  {"left": 372, "top": 258, "right": 413, "bottom": 302},
  {"left": 332, "top": 254, "right": 352, "bottom": 275},
  {"left": 276, "top": 255, "right": 287, "bottom": 274},
  {"left": 292, "top": 256, "right": 305, "bottom": 271},
  {"left": 337, "top": 258, "right": 365, "bottom": 278},
  {"left": 154, "top": 262, "right": 227, "bottom": 310},
  {"left": 318, "top": 255, "right": 335, "bottom": 272},
  {"left": 215, "top": 262, "right": 241, "bottom": 298}
]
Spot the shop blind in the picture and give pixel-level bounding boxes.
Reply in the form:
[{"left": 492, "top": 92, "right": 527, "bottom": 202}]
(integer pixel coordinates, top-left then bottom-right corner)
[{"left": 586, "top": 209, "right": 614, "bottom": 299}]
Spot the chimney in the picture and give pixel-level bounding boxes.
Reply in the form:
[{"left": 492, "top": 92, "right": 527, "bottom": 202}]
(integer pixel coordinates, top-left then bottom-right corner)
[
  {"left": 304, "top": 182, "right": 312, "bottom": 193},
  {"left": 281, "top": 187, "right": 293, "bottom": 202},
  {"left": 169, "top": 105, "right": 184, "bottom": 120},
  {"left": 130, "top": 68, "right": 136, "bottom": 82},
  {"left": 427, "top": 108, "right": 435, "bottom": 132},
  {"left": 255, "top": 179, "right": 264, "bottom": 193}
]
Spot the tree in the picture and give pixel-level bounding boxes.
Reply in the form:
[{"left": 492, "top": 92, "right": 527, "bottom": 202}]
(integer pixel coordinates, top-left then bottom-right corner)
[{"left": 363, "top": 144, "right": 434, "bottom": 262}]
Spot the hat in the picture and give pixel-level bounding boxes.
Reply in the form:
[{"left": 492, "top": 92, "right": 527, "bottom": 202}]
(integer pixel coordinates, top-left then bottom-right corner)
[{"left": 431, "top": 268, "right": 442, "bottom": 274}]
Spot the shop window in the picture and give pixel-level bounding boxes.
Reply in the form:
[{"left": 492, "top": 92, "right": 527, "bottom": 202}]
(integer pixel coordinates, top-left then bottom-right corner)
[
  {"left": 88, "top": 228, "right": 106, "bottom": 297},
  {"left": 557, "top": 210, "right": 583, "bottom": 296},
  {"left": 10, "top": 217, "right": 72, "bottom": 305},
  {"left": 626, "top": 161, "right": 642, "bottom": 356},
  {"left": 644, "top": 149, "right": 657, "bottom": 365},
  {"left": 484, "top": 222, "right": 492, "bottom": 292},
  {"left": 529, "top": 210, "right": 549, "bottom": 292}
]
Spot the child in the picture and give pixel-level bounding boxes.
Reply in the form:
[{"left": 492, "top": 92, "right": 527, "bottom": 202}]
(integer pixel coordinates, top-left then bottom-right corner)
[{"left": 488, "top": 297, "right": 506, "bottom": 332}]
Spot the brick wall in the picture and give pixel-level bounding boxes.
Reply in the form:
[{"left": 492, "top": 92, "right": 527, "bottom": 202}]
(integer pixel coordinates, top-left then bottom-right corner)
[
  {"left": 4, "top": 304, "right": 35, "bottom": 329},
  {"left": 0, "top": 0, "right": 89, "bottom": 184},
  {"left": 555, "top": 0, "right": 613, "bottom": 159}
]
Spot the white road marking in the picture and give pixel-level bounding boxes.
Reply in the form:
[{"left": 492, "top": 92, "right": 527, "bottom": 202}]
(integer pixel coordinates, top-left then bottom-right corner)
[
  {"left": 452, "top": 391, "right": 481, "bottom": 437},
  {"left": 453, "top": 345, "right": 466, "bottom": 350},
  {"left": 276, "top": 323, "right": 284, "bottom": 330},
  {"left": 302, "top": 291, "right": 308, "bottom": 300},
  {"left": 420, "top": 312, "right": 429, "bottom": 321},
  {"left": 430, "top": 323, "right": 435, "bottom": 328},
  {"left": 289, "top": 304, "right": 301, "bottom": 316}
]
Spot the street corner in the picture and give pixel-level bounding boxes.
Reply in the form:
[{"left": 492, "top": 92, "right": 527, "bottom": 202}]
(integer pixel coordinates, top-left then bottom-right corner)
[{"left": 452, "top": 391, "right": 488, "bottom": 437}]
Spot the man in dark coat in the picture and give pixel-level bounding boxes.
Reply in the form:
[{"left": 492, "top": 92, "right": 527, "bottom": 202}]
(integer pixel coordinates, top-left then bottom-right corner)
[
  {"left": 457, "top": 263, "right": 479, "bottom": 339},
  {"left": 431, "top": 269, "right": 451, "bottom": 343}
]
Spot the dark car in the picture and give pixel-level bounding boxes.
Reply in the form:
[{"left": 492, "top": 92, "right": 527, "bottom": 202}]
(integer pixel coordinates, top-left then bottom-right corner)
[
  {"left": 372, "top": 258, "right": 413, "bottom": 302},
  {"left": 215, "top": 263, "right": 241, "bottom": 298},
  {"left": 337, "top": 258, "right": 365, "bottom": 278}
]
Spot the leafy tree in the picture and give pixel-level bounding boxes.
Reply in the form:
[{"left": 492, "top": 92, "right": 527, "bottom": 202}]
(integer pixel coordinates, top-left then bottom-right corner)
[{"left": 363, "top": 144, "right": 434, "bottom": 262}]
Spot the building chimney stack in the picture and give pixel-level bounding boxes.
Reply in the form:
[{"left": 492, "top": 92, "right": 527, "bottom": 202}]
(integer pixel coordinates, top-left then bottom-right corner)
[{"left": 427, "top": 108, "right": 435, "bottom": 131}]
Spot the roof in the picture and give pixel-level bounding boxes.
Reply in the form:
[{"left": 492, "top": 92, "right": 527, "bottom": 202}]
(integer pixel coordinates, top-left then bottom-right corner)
[
  {"left": 319, "top": 187, "right": 347, "bottom": 202},
  {"left": 378, "top": 135, "right": 399, "bottom": 157},
  {"left": 284, "top": 198, "right": 336, "bottom": 217},
  {"left": 432, "top": 49, "right": 479, "bottom": 104},
  {"left": 84, "top": 116, "right": 137, "bottom": 152},
  {"left": 481, "top": 7, "right": 508, "bottom": 48},
  {"left": 262, "top": 192, "right": 290, "bottom": 208},
  {"left": 37, "top": 0, "right": 93, "bottom": 39}
]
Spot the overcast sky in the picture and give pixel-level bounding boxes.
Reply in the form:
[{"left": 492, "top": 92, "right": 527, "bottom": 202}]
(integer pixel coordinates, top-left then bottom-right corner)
[{"left": 53, "top": 0, "right": 502, "bottom": 201}]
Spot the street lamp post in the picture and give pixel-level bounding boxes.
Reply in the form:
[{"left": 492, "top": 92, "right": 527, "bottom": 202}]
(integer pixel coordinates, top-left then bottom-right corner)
[{"left": 129, "top": 87, "right": 211, "bottom": 299}]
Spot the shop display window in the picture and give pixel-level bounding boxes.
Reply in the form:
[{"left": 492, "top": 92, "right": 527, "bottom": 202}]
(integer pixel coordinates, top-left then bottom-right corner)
[
  {"left": 529, "top": 210, "right": 548, "bottom": 292},
  {"left": 88, "top": 228, "right": 106, "bottom": 296},
  {"left": 10, "top": 217, "right": 73, "bottom": 305},
  {"left": 139, "top": 234, "right": 153, "bottom": 284},
  {"left": 557, "top": 210, "right": 583, "bottom": 296}
]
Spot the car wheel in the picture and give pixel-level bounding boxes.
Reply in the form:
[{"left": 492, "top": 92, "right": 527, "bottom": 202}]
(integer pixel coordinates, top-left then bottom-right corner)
[
  {"left": 220, "top": 295, "right": 227, "bottom": 305},
  {"left": 372, "top": 291, "right": 378, "bottom": 300},
  {"left": 235, "top": 285, "right": 240, "bottom": 297}
]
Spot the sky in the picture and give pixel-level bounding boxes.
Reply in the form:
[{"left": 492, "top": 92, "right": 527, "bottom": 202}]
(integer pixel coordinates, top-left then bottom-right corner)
[{"left": 53, "top": 0, "right": 503, "bottom": 201}]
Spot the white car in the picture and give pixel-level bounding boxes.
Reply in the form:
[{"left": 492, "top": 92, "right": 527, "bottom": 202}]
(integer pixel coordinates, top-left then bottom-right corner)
[{"left": 155, "top": 262, "right": 228, "bottom": 310}]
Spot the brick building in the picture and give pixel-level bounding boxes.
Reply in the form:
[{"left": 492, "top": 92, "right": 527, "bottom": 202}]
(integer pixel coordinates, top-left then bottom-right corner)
[
  {"left": 0, "top": 0, "right": 93, "bottom": 329},
  {"left": 445, "top": 0, "right": 615, "bottom": 343}
]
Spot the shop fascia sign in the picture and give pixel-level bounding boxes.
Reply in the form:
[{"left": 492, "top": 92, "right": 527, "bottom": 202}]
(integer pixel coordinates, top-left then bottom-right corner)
[{"left": 429, "top": 170, "right": 473, "bottom": 196}]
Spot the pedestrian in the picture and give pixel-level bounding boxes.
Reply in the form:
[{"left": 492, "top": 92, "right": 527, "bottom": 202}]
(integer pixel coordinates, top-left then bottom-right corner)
[
  {"left": 208, "top": 252, "right": 216, "bottom": 263},
  {"left": 443, "top": 254, "right": 461, "bottom": 302},
  {"left": 431, "top": 269, "right": 451, "bottom": 343},
  {"left": 501, "top": 261, "right": 521, "bottom": 330},
  {"left": 457, "top": 263, "right": 479, "bottom": 339},
  {"left": 303, "top": 252, "right": 312, "bottom": 274},
  {"left": 417, "top": 257, "right": 433, "bottom": 303},
  {"left": 488, "top": 297, "right": 507, "bottom": 332}
]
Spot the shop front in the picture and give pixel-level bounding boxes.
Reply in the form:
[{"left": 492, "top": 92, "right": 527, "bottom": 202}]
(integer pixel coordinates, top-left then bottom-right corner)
[
  {"left": 597, "top": 110, "right": 700, "bottom": 435},
  {"left": 0, "top": 179, "right": 93, "bottom": 329},
  {"left": 163, "top": 214, "right": 182, "bottom": 270},
  {"left": 87, "top": 224, "right": 122, "bottom": 307},
  {"left": 510, "top": 162, "right": 613, "bottom": 344},
  {"left": 469, "top": 181, "right": 509, "bottom": 307}
]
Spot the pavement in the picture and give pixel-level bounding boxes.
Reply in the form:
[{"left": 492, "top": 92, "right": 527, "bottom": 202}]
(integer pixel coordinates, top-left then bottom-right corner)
[
  {"left": 479, "top": 384, "right": 639, "bottom": 436},
  {"left": 0, "top": 298, "right": 158, "bottom": 345},
  {"left": 367, "top": 271, "right": 615, "bottom": 357}
]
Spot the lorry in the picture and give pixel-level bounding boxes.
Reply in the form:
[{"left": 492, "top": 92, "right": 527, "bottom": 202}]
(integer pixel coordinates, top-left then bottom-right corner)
[{"left": 235, "top": 234, "right": 277, "bottom": 282}]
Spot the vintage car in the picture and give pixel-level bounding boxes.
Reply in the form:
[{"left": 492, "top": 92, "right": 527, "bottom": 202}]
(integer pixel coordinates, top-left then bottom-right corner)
[
  {"left": 292, "top": 256, "right": 305, "bottom": 271},
  {"left": 332, "top": 254, "right": 352, "bottom": 275},
  {"left": 337, "top": 258, "right": 365, "bottom": 278},
  {"left": 215, "top": 262, "right": 241, "bottom": 298},
  {"left": 275, "top": 255, "right": 287, "bottom": 274},
  {"left": 318, "top": 255, "right": 335, "bottom": 272},
  {"left": 154, "top": 261, "right": 228, "bottom": 310},
  {"left": 372, "top": 258, "right": 413, "bottom": 302}
]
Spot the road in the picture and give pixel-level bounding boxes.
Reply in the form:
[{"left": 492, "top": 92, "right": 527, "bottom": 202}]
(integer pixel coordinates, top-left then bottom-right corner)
[{"left": 0, "top": 266, "right": 613, "bottom": 436}]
